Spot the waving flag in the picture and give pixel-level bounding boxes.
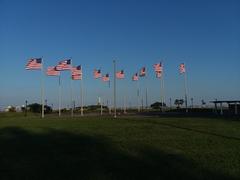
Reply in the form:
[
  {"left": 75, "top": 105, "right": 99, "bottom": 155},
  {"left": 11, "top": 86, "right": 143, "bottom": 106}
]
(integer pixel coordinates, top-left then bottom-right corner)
[
  {"left": 102, "top": 74, "right": 110, "bottom": 82},
  {"left": 132, "top": 73, "right": 138, "bottom": 81},
  {"left": 156, "top": 71, "right": 162, "bottom": 78},
  {"left": 46, "top": 66, "right": 60, "bottom": 76},
  {"left": 72, "top": 74, "right": 82, "bottom": 80},
  {"left": 153, "top": 63, "right": 163, "bottom": 73},
  {"left": 116, "top": 70, "right": 124, "bottom": 79},
  {"left": 94, "top": 69, "right": 101, "bottom": 79},
  {"left": 179, "top": 63, "right": 186, "bottom": 74},
  {"left": 56, "top": 59, "right": 71, "bottom": 71},
  {"left": 72, "top": 65, "right": 82, "bottom": 80},
  {"left": 25, "top": 58, "right": 42, "bottom": 70},
  {"left": 139, "top": 67, "right": 146, "bottom": 77}
]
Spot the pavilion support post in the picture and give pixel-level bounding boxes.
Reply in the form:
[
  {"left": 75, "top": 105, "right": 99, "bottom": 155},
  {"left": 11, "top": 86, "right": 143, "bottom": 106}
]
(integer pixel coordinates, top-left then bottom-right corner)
[
  {"left": 220, "top": 103, "right": 223, "bottom": 115},
  {"left": 214, "top": 102, "right": 218, "bottom": 114},
  {"left": 235, "top": 103, "right": 238, "bottom": 115}
]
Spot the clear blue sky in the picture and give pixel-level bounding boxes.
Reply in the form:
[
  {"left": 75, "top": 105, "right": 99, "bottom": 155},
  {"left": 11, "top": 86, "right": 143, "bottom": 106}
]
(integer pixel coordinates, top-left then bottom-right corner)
[{"left": 0, "top": 0, "right": 239, "bottom": 109}]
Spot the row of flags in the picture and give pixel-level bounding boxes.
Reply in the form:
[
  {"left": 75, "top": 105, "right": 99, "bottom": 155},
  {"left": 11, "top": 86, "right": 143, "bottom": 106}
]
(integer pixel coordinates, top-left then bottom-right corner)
[
  {"left": 26, "top": 58, "right": 186, "bottom": 81},
  {"left": 25, "top": 58, "right": 188, "bottom": 117}
]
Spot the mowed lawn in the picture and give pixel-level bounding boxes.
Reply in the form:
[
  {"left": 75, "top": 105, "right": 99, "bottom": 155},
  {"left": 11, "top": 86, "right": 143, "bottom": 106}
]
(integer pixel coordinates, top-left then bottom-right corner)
[{"left": 0, "top": 114, "right": 240, "bottom": 180}]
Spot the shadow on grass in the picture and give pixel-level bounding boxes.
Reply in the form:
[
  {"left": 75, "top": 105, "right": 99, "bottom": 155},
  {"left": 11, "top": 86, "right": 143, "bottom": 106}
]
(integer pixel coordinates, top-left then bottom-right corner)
[{"left": 0, "top": 127, "right": 235, "bottom": 180}]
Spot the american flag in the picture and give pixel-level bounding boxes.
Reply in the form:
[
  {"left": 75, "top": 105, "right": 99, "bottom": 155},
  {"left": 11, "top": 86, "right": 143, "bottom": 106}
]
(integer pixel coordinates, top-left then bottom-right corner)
[
  {"left": 102, "top": 74, "right": 110, "bottom": 82},
  {"left": 25, "top": 58, "right": 42, "bottom": 70},
  {"left": 56, "top": 59, "right": 72, "bottom": 71},
  {"left": 94, "top": 69, "right": 101, "bottom": 79},
  {"left": 179, "top": 63, "right": 186, "bottom": 74},
  {"left": 116, "top": 70, "right": 124, "bottom": 79},
  {"left": 139, "top": 67, "right": 146, "bottom": 77},
  {"left": 156, "top": 71, "right": 162, "bottom": 78},
  {"left": 46, "top": 66, "right": 60, "bottom": 76},
  {"left": 72, "top": 74, "right": 82, "bottom": 80},
  {"left": 72, "top": 65, "right": 82, "bottom": 80},
  {"left": 132, "top": 73, "right": 138, "bottom": 81},
  {"left": 153, "top": 63, "right": 163, "bottom": 73}
]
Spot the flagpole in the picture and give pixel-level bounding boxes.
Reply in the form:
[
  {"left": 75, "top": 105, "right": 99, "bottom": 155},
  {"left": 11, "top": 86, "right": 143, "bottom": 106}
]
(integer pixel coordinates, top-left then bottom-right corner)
[
  {"left": 146, "top": 88, "right": 148, "bottom": 110},
  {"left": 162, "top": 71, "right": 165, "bottom": 110},
  {"left": 113, "top": 60, "right": 117, "bottom": 118},
  {"left": 160, "top": 76, "right": 163, "bottom": 112},
  {"left": 108, "top": 81, "right": 111, "bottom": 115},
  {"left": 100, "top": 97, "right": 103, "bottom": 116},
  {"left": 124, "top": 96, "right": 126, "bottom": 114},
  {"left": 184, "top": 68, "right": 188, "bottom": 113},
  {"left": 163, "top": 71, "right": 166, "bottom": 108},
  {"left": 161, "top": 66, "right": 165, "bottom": 112},
  {"left": 58, "top": 74, "right": 61, "bottom": 117},
  {"left": 70, "top": 59, "right": 73, "bottom": 117},
  {"left": 145, "top": 70, "right": 148, "bottom": 110},
  {"left": 41, "top": 58, "right": 45, "bottom": 118},
  {"left": 109, "top": 99, "right": 111, "bottom": 114},
  {"left": 137, "top": 80, "right": 140, "bottom": 112},
  {"left": 80, "top": 69, "right": 84, "bottom": 116},
  {"left": 162, "top": 59, "right": 166, "bottom": 111}
]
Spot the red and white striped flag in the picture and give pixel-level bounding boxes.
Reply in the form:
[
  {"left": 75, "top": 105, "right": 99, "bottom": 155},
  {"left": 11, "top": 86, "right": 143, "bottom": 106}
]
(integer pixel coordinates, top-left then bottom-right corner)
[
  {"left": 46, "top": 66, "right": 60, "bottom": 76},
  {"left": 102, "top": 74, "right": 110, "bottom": 82},
  {"left": 72, "top": 65, "right": 82, "bottom": 80},
  {"left": 56, "top": 59, "right": 72, "bottom": 71},
  {"left": 94, "top": 69, "right": 101, "bottom": 79},
  {"left": 132, "top": 73, "right": 138, "bottom": 81},
  {"left": 25, "top": 58, "right": 42, "bottom": 70},
  {"left": 156, "top": 71, "right": 162, "bottom": 78},
  {"left": 116, "top": 70, "right": 124, "bottom": 79},
  {"left": 139, "top": 67, "right": 146, "bottom": 77},
  {"left": 153, "top": 63, "right": 163, "bottom": 73},
  {"left": 179, "top": 63, "right": 186, "bottom": 74}
]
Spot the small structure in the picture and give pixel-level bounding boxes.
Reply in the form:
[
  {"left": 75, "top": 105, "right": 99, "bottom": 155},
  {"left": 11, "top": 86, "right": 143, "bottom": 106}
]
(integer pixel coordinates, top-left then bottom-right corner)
[
  {"left": 210, "top": 100, "right": 240, "bottom": 115},
  {"left": 5, "top": 106, "right": 15, "bottom": 112}
]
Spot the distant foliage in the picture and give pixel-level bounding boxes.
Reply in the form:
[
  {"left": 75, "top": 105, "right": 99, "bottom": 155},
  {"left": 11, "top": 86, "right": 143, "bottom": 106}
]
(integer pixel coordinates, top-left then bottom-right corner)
[
  {"left": 174, "top": 99, "right": 184, "bottom": 108},
  {"left": 87, "top": 105, "right": 108, "bottom": 111},
  {"left": 150, "top": 102, "right": 166, "bottom": 109},
  {"left": 28, "top": 103, "right": 52, "bottom": 114}
]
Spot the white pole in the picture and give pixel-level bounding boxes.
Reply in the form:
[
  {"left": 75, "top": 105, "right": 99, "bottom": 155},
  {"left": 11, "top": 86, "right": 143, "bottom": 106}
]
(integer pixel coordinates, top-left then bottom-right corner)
[
  {"left": 109, "top": 100, "right": 111, "bottom": 114},
  {"left": 137, "top": 80, "right": 140, "bottom": 112},
  {"left": 162, "top": 60, "right": 166, "bottom": 111},
  {"left": 70, "top": 62, "right": 74, "bottom": 117},
  {"left": 100, "top": 97, "right": 103, "bottom": 115},
  {"left": 80, "top": 67, "right": 84, "bottom": 116},
  {"left": 162, "top": 69, "right": 165, "bottom": 110},
  {"left": 113, "top": 60, "right": 117, "bottom": 118},
  {"left": 70, "top": 76, "right": 73, "bottom": 117},
  {"left": 58, "top": 75, "right": 61, "bottom": 117},
  {"left": 145, "top": 88, "right": 148, "bottom": 110},
  {"left": 220, "top": 103, "right": 223, "bottom": 115},
  {"left": 184, "top": 69, "right": 188, "bottom": 113},
  {"left": 41, "top": 58, "right": 45, "bottom": 118},
  {"left": 124, "top": 96, "right": 126, "bottom": 114},
  {"left": 160, "top": 76, "right": 163, "bottom": 112},
  {"left": 144, "top": 72, "right": 148, "bottom": 110}
]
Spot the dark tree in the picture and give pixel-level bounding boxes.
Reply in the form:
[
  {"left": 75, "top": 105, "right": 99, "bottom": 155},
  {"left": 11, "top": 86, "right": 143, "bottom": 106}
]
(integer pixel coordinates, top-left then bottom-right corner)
[
  {"left": 174, "top": 99, "right": 184, "bottom": 108},
  {"left": 150, "top": 102, "right": 166, "bottom": 109},
  {"left": 28, "top": 103, "right": 52, "bottom": 114}
]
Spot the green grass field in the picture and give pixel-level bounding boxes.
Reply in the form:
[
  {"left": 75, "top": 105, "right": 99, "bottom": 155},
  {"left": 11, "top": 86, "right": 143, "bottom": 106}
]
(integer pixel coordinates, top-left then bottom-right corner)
[{"left": 0, "top": 113, "right": 240, "bottom": 180}]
